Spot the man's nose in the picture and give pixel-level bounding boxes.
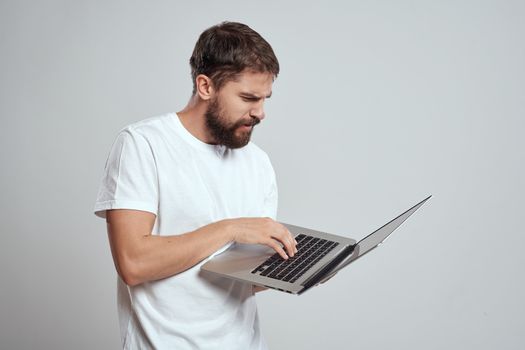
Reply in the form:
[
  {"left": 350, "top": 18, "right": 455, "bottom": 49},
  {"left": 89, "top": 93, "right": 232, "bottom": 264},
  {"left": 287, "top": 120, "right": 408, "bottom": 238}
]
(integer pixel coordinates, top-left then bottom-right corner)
[{"left": 250, "top": 101, "right": 265, "bottom": 121}]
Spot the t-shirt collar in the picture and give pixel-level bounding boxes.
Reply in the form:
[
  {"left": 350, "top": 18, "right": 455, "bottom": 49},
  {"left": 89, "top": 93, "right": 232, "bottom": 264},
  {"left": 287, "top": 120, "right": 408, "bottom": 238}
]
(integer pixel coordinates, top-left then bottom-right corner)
[{"left": 171, "top": 113, "right": 228, "bottom": 157}]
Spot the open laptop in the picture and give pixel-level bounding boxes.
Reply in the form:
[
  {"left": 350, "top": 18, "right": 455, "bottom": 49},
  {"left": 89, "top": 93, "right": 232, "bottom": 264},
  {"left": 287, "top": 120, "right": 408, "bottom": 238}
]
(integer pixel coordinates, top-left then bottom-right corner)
[{"left": 201, "top": 195, "right": 431, "bottom": 295}]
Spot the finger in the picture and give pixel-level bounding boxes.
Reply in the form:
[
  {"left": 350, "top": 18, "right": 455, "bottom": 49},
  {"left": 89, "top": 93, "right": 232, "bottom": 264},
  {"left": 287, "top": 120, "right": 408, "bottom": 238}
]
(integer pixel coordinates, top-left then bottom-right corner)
[
  {"left": 271, "top": 230, "right": 294, "bottom": 257},
  {"left": 277, "top": 224, "right": 297, "bottom": 252},
  {"left": 289, "top": 230, "right": 298, "bottom": 253},
  {"left": 286, "top": 235, "right": 297, "bottom": 257},
  {"left": 282, "top": 229, "right": 297, "bottom": 257},
  {"left": 266, "top": 239, "right": 288, "bottom": 260}
]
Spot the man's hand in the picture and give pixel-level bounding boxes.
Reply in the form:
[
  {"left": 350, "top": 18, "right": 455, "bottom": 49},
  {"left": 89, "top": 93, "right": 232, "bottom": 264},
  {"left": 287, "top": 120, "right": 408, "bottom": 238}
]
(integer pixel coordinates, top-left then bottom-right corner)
[
  {"left": 223, "top": 217, "right": 297, "bottom": 259},
  {"left": 253, "top": 285, "right": 268, "bottom": 293}
]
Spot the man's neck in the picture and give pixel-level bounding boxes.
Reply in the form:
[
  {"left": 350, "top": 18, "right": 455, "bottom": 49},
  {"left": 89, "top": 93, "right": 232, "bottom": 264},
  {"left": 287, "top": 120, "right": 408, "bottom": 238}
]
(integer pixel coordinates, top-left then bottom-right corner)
[{"left": 177, "top": 96, "right": 215, "bottom": 144}]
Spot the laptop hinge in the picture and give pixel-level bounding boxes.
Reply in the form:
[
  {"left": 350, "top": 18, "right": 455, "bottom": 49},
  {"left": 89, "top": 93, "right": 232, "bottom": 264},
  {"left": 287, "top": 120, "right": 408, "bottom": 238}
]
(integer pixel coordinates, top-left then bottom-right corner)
[{"left": 298, "top": 244, "right": 356, "bottom": 294}]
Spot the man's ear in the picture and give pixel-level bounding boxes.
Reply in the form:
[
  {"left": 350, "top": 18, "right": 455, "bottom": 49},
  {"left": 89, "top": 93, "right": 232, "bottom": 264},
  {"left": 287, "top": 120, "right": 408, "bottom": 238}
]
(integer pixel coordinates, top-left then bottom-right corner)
[{"left": 195, "top": 74, "right": 215, "bottom": 101}]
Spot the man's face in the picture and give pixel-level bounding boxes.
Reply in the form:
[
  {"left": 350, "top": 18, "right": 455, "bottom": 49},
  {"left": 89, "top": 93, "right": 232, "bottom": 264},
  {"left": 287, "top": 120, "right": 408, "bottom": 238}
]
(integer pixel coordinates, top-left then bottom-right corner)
[{"left": 205, "top": 70, "right": 273, "bottom": 149}]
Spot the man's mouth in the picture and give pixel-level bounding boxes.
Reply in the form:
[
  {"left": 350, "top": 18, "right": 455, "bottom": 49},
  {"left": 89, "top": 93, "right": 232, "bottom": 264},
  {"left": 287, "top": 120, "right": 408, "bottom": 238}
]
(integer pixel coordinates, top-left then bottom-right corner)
[{"left": 238, "top": 118, "right": 259, "bottom": 129}]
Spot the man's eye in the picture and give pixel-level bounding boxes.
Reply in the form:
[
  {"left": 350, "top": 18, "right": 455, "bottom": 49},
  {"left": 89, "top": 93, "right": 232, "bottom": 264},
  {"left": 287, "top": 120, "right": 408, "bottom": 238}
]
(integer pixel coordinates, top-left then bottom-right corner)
[{"left": 242, "top": 97, "right": 258, "bottom": 102}]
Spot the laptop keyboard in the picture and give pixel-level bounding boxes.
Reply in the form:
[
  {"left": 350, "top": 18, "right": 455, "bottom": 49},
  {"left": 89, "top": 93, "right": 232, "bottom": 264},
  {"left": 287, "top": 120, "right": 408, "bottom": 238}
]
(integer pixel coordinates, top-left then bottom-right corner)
[{"left": 251, "top": 234, "right": 339, "bottom": 283}]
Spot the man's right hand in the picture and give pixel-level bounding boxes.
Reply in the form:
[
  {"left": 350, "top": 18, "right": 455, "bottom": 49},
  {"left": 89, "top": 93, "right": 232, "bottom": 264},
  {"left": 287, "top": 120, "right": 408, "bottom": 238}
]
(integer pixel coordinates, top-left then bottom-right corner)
[{"left": 223, "top": 217, "right": 298, "bottom": 259}]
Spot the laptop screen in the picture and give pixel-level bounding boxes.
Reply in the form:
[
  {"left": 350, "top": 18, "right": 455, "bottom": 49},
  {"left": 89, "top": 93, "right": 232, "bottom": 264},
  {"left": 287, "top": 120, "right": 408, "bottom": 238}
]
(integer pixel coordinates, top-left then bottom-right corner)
[{"left": 357, "top": 195, "right": 431, "bottom": 257}]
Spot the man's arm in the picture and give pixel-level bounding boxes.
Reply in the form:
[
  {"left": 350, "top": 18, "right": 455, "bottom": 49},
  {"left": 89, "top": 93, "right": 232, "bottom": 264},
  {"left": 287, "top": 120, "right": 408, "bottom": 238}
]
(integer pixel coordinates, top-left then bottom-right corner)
[
  {"left": 253, "top": 285, "right": 269, "bottom": 293},
  {"left": 106, "top": 209, "right": 297, "bottom": 286}
]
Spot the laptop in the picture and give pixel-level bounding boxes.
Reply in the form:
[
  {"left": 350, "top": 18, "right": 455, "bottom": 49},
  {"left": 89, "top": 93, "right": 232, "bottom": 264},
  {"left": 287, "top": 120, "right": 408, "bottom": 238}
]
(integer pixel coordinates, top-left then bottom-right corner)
[{"left": 201, "top": 195, "right": 431, "bottom": 295}]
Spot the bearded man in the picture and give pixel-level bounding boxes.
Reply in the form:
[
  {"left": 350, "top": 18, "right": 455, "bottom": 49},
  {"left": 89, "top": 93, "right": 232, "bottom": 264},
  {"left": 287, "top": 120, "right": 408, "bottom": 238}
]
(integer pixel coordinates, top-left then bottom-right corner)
[{"left": 94, "top": 22, "right": 297, "bottom": 349}]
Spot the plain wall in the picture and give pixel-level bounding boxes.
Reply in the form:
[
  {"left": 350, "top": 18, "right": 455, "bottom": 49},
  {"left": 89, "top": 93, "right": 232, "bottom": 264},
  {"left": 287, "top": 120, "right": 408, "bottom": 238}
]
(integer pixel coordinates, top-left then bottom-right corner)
[{"left": 1, "top": 0, "right": 524, "bottom": 349}]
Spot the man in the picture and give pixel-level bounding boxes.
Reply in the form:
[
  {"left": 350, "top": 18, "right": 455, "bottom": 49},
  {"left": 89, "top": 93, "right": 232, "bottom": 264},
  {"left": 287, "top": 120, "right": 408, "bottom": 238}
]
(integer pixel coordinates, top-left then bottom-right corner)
[{"left": 94, "top": 22, "right": 297, "bottom": 349}]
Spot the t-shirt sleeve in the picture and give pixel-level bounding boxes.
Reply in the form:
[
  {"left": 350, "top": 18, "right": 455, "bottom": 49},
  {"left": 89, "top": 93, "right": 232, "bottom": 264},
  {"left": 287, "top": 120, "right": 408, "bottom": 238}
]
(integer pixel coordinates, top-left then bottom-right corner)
[
  {"left": 94, "top": 129, "right": 159, "bottom": 219},
  {"left": 261, "top": 156, "right": 278, "bottom": 220}
]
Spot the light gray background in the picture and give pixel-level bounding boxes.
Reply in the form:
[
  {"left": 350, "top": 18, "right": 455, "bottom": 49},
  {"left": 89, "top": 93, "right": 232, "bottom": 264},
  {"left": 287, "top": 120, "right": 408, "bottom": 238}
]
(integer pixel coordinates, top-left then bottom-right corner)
[{"left": 1, "top": 0, "right": 524, "bottom": 349}]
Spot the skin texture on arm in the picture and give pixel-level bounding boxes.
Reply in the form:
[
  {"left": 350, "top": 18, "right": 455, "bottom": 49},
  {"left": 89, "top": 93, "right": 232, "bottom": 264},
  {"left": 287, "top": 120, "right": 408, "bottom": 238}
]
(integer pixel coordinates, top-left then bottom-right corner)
[
  {"left": 106, "top": 209, "right": 297, "bottom": 286},
  {"left": 253, "top": 285, "right": 269, "bottom": 293}
]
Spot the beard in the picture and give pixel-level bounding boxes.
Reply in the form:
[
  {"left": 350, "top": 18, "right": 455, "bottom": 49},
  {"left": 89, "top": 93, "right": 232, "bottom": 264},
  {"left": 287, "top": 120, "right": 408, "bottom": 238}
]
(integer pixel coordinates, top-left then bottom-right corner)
[{"left": 204, "top": 97, "right": 260, "bottom": 149}]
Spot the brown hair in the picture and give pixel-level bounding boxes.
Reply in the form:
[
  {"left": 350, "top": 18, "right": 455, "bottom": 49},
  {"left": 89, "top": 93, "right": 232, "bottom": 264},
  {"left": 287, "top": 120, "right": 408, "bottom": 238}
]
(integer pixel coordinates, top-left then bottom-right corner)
[{"left": 189, "top": 22, "right": 280, "bottom": 94}]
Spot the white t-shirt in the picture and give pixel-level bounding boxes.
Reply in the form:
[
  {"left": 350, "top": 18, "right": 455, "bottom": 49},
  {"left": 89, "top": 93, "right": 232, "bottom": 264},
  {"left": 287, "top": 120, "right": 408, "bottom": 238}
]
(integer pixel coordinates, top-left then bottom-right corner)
[{"left": 94, "top": 112, "right": 277, "bottom": 349}]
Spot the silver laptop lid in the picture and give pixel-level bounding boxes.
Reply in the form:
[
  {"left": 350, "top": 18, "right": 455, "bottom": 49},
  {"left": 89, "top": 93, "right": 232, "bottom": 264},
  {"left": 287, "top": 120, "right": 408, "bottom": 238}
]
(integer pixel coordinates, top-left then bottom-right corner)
[
  {"left": 357, "top": 195, "right": 432, "bottom": 258},
  {"left": 318, "top": 195, "right": 431, "bottom": 283}
]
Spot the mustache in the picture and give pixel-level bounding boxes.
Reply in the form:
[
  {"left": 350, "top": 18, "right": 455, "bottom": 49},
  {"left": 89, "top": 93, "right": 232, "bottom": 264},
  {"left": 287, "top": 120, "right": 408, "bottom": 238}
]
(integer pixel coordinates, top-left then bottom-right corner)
[{"left": 234, "top": 116, "right": 260, "bottom": 128}]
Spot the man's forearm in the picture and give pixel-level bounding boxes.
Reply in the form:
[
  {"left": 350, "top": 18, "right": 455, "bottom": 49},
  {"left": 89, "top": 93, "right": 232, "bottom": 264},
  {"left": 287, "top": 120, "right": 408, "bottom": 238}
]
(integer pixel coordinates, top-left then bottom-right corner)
[
  {"left": 110, "top": 219, "right": 233, "bottom": 286},
  {"left": 107, "top": 211, "right": 297, "bottom": 287},
  {"left": 253, "top": 285, "right": 269, "bottom": 293}
]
